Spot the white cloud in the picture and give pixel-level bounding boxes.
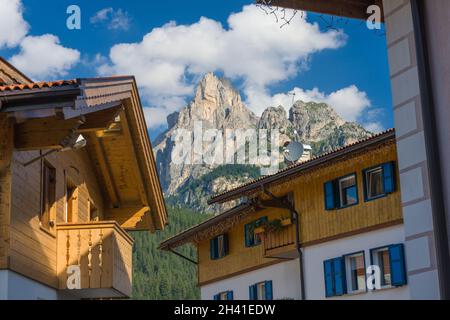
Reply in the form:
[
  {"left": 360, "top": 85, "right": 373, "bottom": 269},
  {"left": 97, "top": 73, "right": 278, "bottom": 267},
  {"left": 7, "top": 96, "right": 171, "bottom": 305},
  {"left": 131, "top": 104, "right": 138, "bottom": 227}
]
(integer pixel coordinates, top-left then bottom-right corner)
[
  {"left": 10, "top": 34, "right": 80, "bottom": 80},
  {"left": 0, "top": 0, "right": 29, "bottom": 49},
  {"left": 98, "top": 5, "right": 346, "bottom": 128},
  {"left": 90, "top": 8, "right": 130, "bottom": 31},
  {"left": 270, "top": 85, "right": 384, "bottom": 132}
]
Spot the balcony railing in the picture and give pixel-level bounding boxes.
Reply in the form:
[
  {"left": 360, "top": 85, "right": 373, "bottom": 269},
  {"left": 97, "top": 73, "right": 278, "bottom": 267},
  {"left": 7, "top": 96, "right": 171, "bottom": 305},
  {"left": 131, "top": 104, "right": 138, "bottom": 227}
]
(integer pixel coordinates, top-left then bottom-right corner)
[
  {"left": 56, "top": 221, "right": 133, "bottom": 299},
  {"left": 262, "top": 221, "right": 298, "bottom": 259}
]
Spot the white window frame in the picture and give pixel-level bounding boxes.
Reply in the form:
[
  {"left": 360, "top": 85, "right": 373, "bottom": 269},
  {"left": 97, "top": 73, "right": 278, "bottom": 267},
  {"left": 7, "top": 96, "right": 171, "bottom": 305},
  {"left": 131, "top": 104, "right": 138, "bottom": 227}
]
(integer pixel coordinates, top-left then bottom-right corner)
[
  {"left": 365, "top": 166, "right": 384, "bottom": 200},
  {"left": 344, "top": 252, "right": 367, "bottom": 294},
  {"left": 338, "top": 175, "right": 357, "bottom": 207},
  {"left": 371, "top": 247, "right": 393, "bottom": 289}
]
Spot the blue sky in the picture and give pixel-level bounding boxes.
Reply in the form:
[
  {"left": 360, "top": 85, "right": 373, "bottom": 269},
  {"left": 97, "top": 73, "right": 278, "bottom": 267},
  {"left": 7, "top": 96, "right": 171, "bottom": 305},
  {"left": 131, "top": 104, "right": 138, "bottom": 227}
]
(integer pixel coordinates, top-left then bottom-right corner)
[{"left": 0, "top": 0, "right": 393, "bottom": 140}]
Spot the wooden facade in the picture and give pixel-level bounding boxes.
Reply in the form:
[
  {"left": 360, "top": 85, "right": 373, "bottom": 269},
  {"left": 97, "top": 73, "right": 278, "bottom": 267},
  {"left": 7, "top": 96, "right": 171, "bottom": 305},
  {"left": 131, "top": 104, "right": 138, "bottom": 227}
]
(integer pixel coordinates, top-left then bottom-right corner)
[{"left": 0, "top": 60, "right": 167, "bottom": 299}]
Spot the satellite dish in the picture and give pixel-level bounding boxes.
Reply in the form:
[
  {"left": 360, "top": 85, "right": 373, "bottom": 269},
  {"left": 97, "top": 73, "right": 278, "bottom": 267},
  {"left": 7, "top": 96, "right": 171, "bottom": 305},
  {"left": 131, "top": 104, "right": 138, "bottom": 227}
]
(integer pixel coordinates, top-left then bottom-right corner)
[{"left": 284, "top": 141, "right": 304, "bottom": 164}]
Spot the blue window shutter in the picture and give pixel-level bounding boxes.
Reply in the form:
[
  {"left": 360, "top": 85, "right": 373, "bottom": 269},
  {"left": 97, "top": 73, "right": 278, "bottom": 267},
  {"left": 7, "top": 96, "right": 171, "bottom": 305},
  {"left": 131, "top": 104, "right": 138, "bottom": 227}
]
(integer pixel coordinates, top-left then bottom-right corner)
[
  {"left": 382, "top": 162, "right": 395, "bottom": 193},
  {"left": 265, "top": 281, "right": 273, "bottom": 300},
  {"left": 244, "top": 224, "right": 253, "bottom": 247},
  {"left": 324, "top": 181, "right": 336, "bottom": 210},
  {"left": 223, "top": 234, "right": 229, "bottom": 256},
  {"left": 333, "top": 257, "right": 347, "bottom": 296},
  {"left": 210, "top": 238, "right": 215, "bottom": 260},
  {"left": 249, "top": 284, "right": 257, "bottom": 300},
  {"left": 389, "top": 244, "right": 407, "bottom": 286},
  {"left": 323, "top": 260, "right": 334, "bottom": 297},
  {"left": 227, "top": 291, "right": 234, "bottom": 300},
  {"left": 214, "top": 294, "right": 220, "bottom": 300}
]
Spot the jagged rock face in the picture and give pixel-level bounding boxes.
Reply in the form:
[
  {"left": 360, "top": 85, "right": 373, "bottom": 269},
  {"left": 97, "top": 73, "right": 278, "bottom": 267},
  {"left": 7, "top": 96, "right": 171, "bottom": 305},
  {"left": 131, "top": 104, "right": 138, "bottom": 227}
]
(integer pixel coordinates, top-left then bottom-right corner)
[
  {"left": 153, "top": 73, "right": 373, "bottom": 214},
  {"left": 153, "top": 73, "right": 258, "bottom": 196}
]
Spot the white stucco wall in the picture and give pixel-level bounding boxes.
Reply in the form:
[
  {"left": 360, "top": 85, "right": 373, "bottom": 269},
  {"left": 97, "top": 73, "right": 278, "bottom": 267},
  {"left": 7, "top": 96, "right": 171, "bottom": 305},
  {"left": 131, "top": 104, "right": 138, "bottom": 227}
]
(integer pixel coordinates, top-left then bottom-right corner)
[
  {"left": 304, "top": 224, "right": 410, "bottom": 300},
  {"left": 0, "top": 270, "right": 58, "bottom": 300},
  {"left": 201, "top": 259, "right": 301, "bottom": 300}
]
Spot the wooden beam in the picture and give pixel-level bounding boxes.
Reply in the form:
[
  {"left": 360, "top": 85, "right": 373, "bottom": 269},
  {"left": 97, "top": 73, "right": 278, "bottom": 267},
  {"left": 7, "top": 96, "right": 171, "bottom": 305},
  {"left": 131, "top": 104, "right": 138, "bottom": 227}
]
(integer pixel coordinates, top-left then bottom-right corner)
[
  {"left": 267, "top": 0, "right": 383, "bottom": 21},
  {"left": 119, "top": 111, "right": 149, "bottom": 209},
  {"left": 89, "top": 134, "right": 120, "bottom": 208},
  {"left": 14, "top": 116, "right": 84, "bottom": 151},
  {"left": 77, "top": 105, "right": 123, "bottom": 133},
  {"left": 104, "top": 206, "right": 153, "bottom": 231}
]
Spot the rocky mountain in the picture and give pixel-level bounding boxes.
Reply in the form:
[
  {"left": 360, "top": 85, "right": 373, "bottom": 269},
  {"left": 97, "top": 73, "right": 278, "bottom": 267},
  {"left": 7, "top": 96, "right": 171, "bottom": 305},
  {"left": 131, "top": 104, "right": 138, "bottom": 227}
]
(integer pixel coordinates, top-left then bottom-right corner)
[{"left": 153, "top": 73, "right": 373, "bottom": 214}]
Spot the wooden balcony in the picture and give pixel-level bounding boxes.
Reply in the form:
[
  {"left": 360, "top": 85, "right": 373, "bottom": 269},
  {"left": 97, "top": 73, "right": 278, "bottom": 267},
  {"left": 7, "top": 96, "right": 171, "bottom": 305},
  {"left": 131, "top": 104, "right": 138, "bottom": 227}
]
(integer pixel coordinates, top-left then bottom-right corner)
[
  {"left": 262, "top": 221, "right": 299, "bottom": 259},
  {"left": 56, "top": 221, "right": 133, "bottom": 299}
]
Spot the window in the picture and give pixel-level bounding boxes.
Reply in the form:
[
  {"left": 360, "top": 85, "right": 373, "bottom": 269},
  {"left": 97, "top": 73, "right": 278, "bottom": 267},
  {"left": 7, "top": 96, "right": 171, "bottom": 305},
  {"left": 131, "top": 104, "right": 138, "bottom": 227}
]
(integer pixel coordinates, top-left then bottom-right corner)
[
  {"left": 339, "top": 175, "right": 358, "bottom": 207},
  {"left": 214, "top": 291, "right": 233, "bottom": 300},
  {"left": 65, "top": 180, "right": 78, "bottom": 223},
  {"left": 249, "top": 281, "right": 273, "bottom": 300},
  {"left": 244, "top": 217, "right": 267, "bottom": 247},
  {"left": 89, "top": 200, "right": 99, "bottom": 221},
  {"left": 324, "top": 174, "right": 358, "bottom": 210},
  {"left": 41, "top": 162, "right": 56, "bottom": 231},
  {"left": 323, "top": 257, "right": 346, "bottom": 297},
  {"left": 370, "top": 244, "right": 406, "bottom": 288},
  {"left": 344, "top": 252, "right": 366, "bottom": 294},
  {"left": 364, "top": 162, "right": 396, "bottom": 201},
  {"left": 210, "top": 234, "right": 229, "bottom": 260}
]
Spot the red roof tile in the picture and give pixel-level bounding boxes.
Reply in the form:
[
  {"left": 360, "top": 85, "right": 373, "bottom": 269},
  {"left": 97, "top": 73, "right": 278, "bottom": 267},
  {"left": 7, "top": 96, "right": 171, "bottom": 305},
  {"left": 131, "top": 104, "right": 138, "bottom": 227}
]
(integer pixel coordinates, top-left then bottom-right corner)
[{"left": 0, "top": 80, "right": 77, "bottom": 92}]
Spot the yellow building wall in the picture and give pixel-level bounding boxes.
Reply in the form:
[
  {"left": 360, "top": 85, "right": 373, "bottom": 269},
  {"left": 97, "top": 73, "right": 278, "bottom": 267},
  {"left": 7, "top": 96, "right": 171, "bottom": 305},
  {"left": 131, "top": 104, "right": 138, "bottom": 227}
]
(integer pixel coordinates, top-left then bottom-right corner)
[
  {"left": 198, "top": 142, "right": 403, "bottom": 285},
  {"left": 198, "top": 207, "right": 285, "bottom": 285}
]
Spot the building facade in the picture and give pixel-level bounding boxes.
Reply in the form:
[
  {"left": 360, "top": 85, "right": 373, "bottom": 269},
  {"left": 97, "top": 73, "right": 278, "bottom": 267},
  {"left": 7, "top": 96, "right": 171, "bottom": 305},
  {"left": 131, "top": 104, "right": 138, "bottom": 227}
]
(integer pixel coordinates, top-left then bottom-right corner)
[
  {"left": 265, "top": 0, "right": 450, "bottom": 301},
  {"left": 161, "top": 130, "right": 409, "bottom": 300},
  {"left": 0, "top": 58, "right": 167, "bottom": 299}
]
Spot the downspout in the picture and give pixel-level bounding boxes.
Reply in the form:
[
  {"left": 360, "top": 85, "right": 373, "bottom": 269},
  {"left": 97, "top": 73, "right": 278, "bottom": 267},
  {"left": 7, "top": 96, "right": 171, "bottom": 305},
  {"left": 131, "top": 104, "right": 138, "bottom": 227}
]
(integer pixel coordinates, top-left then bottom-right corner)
[
  {"left": 259, "top": 189, "right": 306, "bottom": 300},
  {"left": 410, "top": 0, "right": 450, "bottom": 300}
]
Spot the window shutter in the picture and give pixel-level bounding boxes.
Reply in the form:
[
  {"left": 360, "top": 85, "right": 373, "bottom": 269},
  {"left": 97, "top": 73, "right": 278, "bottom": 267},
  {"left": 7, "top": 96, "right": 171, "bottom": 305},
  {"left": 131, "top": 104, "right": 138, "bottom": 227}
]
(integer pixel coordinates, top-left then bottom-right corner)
[
  {"left": 382, "top": 162, "right": 395, "bottom": 193},
  {"left": 389, "top": 244, "right": 407, "bottom": 286},
  {"left": 323, "top": 259, "right": 334, "bottom": 297},
  {"left": 227, "top": 291, "right": 234, "bottom": 300},
  {"left": 210, "top": 238, "right": 217, "bottom": 260},
  {"left": 244, "top": 224, "right": 252, "bottom": 247},
  {"left": 333, "top": 257, "right": 347, "bottom": 296},
  {"left": 265, "top": 281, "right": 273, "bottom": 300},
  {"left": 213, "top": 294, "right": 220, "bottom": 300},
  {"left": 223, "top": 234, "right": 229, "bottom": 256},
  {"left": 249, "top": 284, "right": 257, "bottom": 300},
  {"left": 324, "top": 181, "right": 336, "bottom": 210}
]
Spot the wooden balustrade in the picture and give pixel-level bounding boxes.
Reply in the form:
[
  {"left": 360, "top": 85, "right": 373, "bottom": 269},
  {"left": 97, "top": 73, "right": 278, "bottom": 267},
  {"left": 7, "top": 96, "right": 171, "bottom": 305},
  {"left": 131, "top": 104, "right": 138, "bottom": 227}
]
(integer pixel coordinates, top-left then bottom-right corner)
[
  {"left": 263, "top": 223, "right": 298, "bottom": 259},
  {"left": 56, "top": 221, "right": 133, "bottom": 299}
]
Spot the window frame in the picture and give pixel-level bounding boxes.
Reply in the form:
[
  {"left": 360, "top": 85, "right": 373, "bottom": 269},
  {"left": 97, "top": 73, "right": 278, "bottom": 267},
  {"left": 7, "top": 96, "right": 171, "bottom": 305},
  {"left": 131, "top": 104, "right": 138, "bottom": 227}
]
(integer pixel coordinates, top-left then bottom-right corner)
[
  {"left": 343, "top": 251, "right": 367, "bottom": 295},
  {"left": 40, "top": 160, "right": 56, "bottom": 236},
  {"left": 244, "top": 217, "right": 267, "bottom": 248},
  {"left": 337, "top": 173, "right": 359, "bottom": 209},
  {"left": 363, "top": 164, "right": 388, "bottom": 202},
  {"left": 214, "top": 290, "right": 233, "bottom": 300},
  {"left": 369, "top": 245, "right": 394, "bottom": 289},
  {"left": 210, "top": 233, "right": 229, "bottom": 260}
]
